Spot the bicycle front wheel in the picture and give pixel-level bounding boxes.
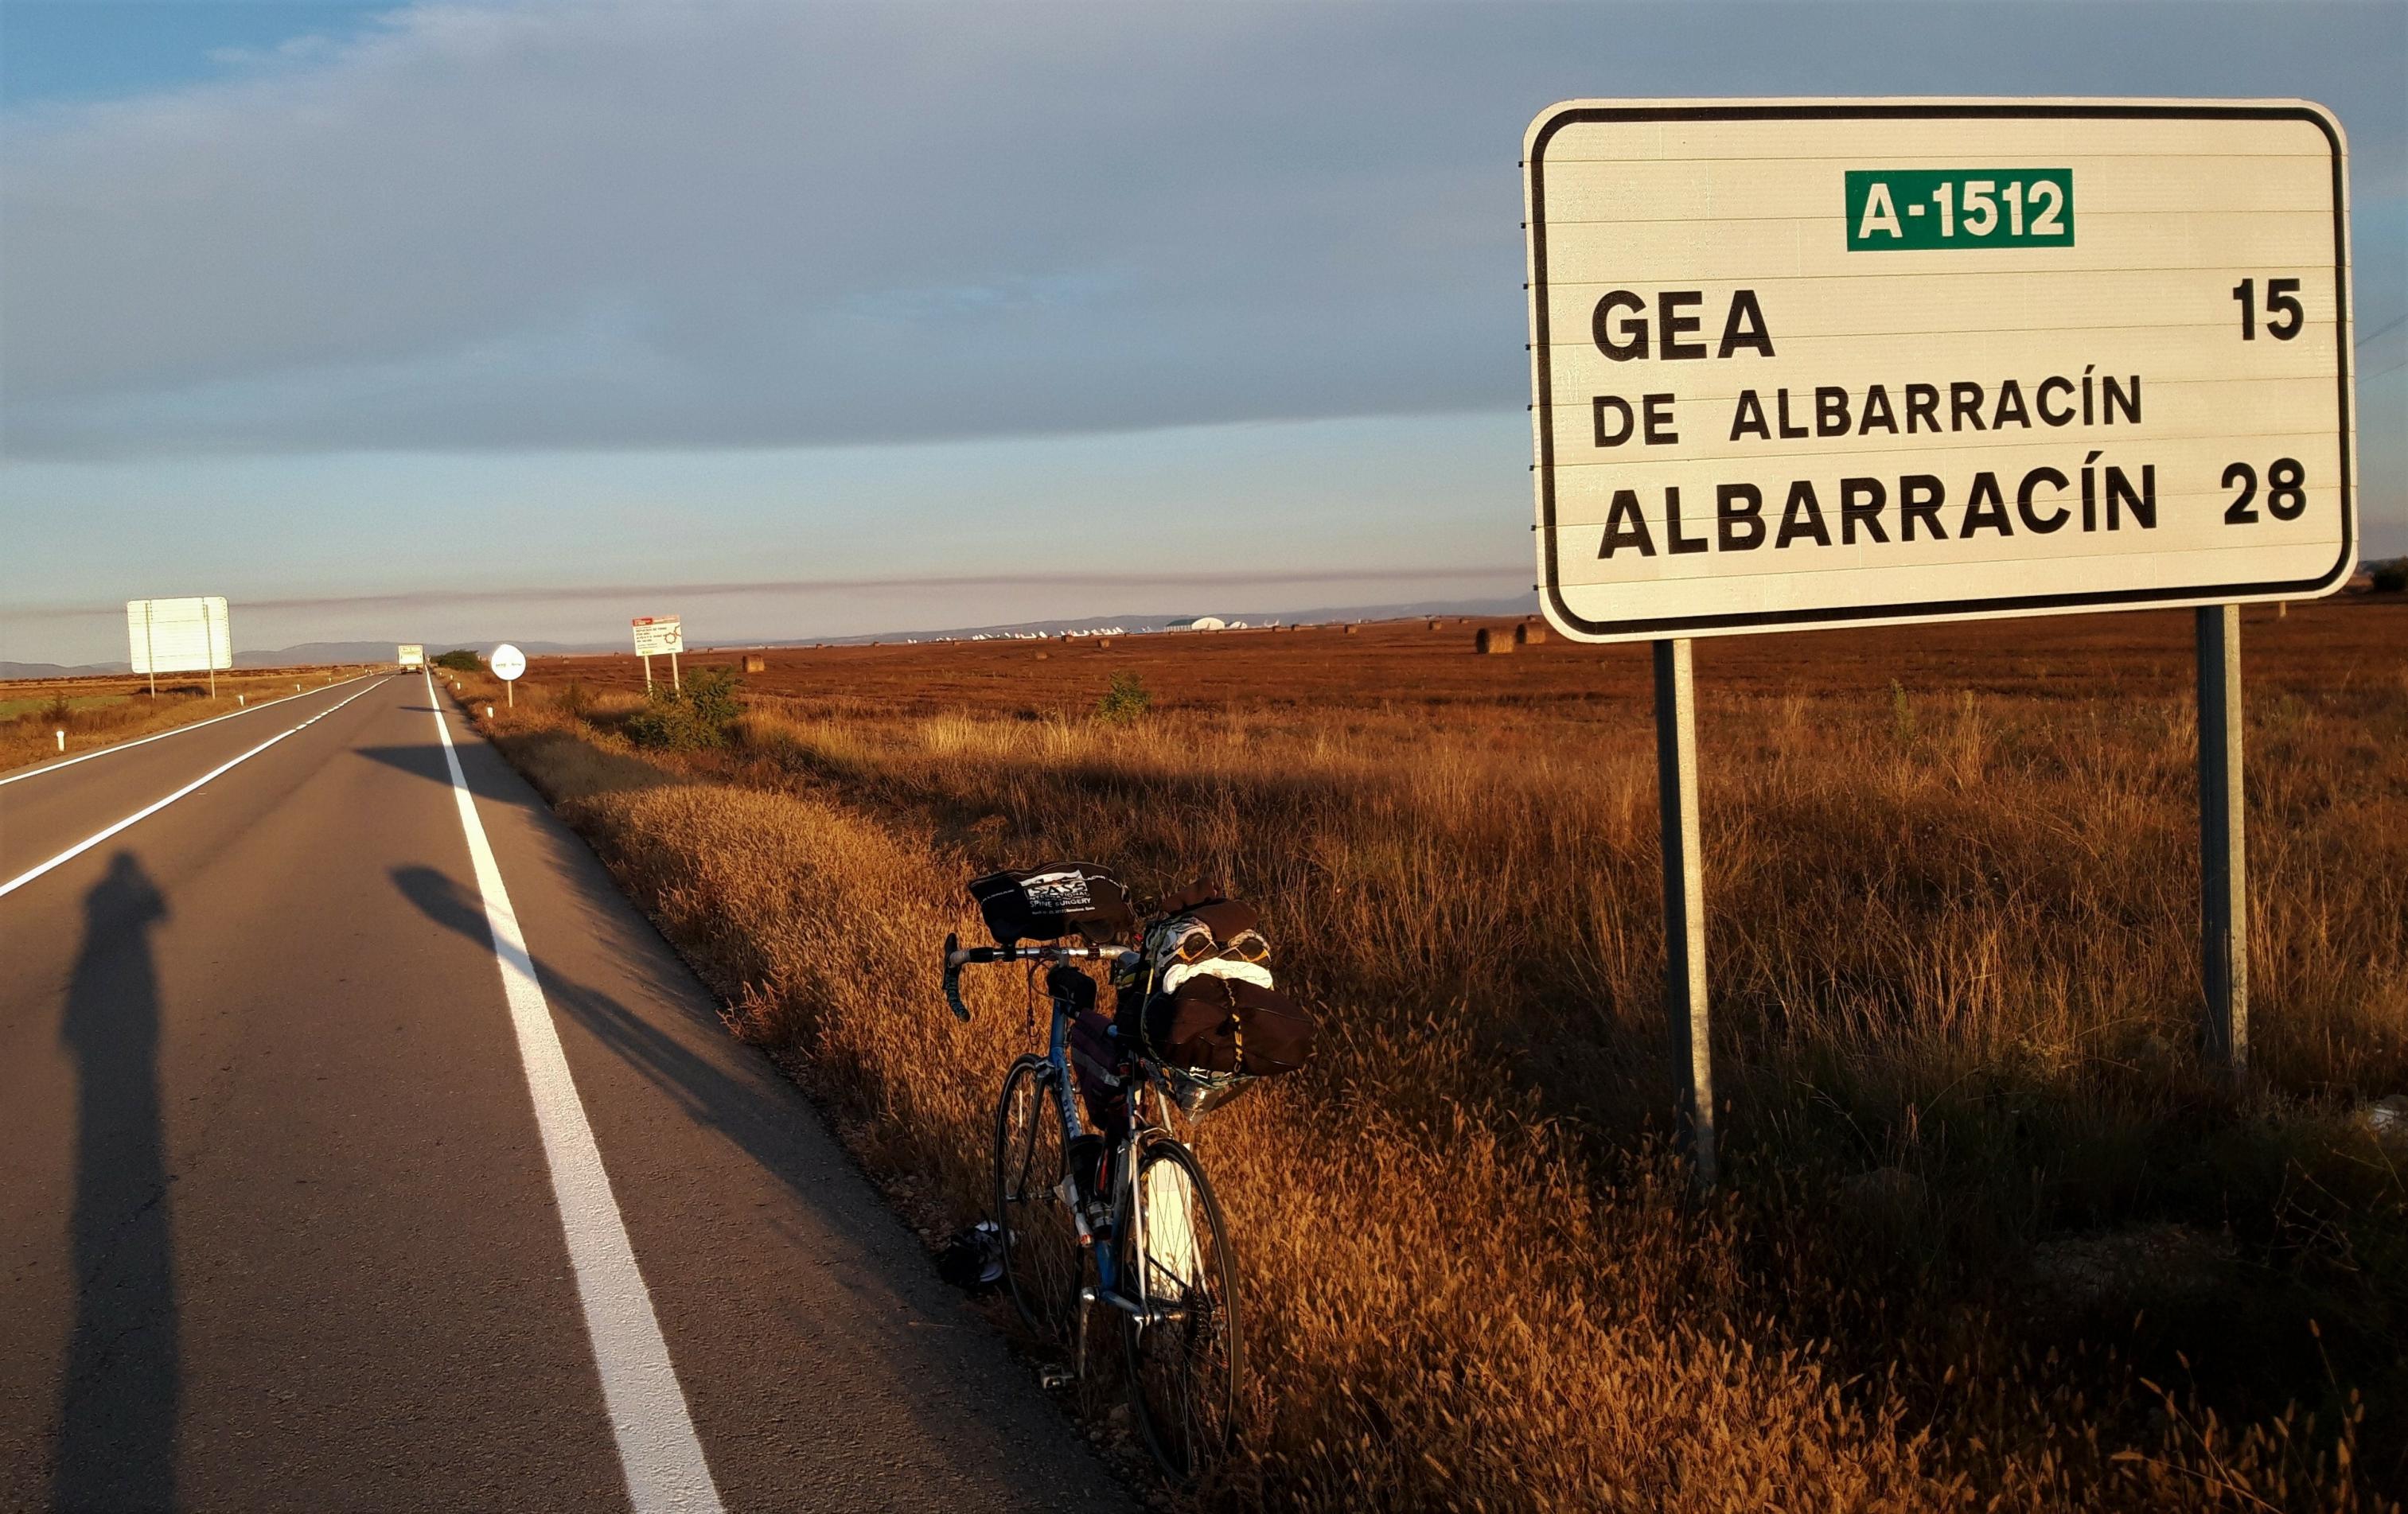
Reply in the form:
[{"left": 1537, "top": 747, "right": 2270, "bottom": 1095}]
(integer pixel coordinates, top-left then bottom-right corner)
[
  {"left": 1116, "top": 1135, "right": 1242, "bottom": 1486},
  {"left": 993, "top": 1055, "right": 1080, "bottom": 1345}
]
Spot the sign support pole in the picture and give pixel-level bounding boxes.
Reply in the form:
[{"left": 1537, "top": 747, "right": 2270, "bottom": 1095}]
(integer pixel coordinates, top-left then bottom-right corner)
[
  {"left": 2196, "top": 605, "right": 2247, "bottom": 1072},
  {"left": 642, "top": 652, "right": 653, "bottom": 695},
  {"left": 670, "top": 648, "right": 681, "bottom": 693},
  {"left": 1652, "top": 637, "right": 1716, "bottom": 1185}
]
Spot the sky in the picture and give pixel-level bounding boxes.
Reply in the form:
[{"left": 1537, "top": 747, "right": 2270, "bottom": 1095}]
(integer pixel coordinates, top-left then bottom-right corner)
[{"left": 2, "top": 0, "right": 2403, "bottom": 665}]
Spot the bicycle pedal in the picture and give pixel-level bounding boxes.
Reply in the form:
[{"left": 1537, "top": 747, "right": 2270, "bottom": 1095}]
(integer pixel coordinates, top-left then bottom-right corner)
[{"left": 1038, "top": 1364, "right": 1075, "bottom": 1390}]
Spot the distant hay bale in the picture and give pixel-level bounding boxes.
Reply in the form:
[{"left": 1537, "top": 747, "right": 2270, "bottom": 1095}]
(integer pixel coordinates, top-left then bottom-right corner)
[
  {"left": 1035, "top": 651, "right": 1050, "bottom": 661},
  {"left": 740, "top": 655, "right": 767, "bottom": 673},
  {"left": 1096, "top": 637, "right": 1112, "bottom": 648},
  {"left": 1343, "top": 624, "right": 1358, "bottom": 635},
  {"left": 1428, "top": 619, "right": 1444, "bottom": 630},
  {"left": 1514, "top": 622, "right": 1547, "bottom": 646},
  {"left": 1475, "top": 627, "right": 1514, "bottom": 655}
]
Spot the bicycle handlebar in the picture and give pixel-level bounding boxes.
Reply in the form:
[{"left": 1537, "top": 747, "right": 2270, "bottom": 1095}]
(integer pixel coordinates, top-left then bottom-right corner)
[{"left": 941, "top": 932, "right": 1135, "bottom": 1023}]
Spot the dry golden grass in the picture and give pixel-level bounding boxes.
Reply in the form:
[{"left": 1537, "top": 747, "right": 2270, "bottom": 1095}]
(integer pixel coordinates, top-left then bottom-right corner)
[
  {"left": 0, "top": 667, "right": 378, "bottom": 773},
  {"left": 443, "top": 609, "right": 2406, "bottom": 1512}
]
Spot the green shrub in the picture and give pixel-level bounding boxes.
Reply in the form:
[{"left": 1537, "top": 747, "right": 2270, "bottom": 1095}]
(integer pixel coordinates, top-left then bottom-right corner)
[
  {"left": 625, "top": 669, "right": 745, "bottom": 751},
  {"left": 432, "top": 649, "right": 484, "bottom": 672},
  {"left": 2371, "top": 557, "right": 2407, "bottom": 594},
  {"left": 556, "top": 680, "right": 594, "bottom": 718},
  {"left": 1095, "top": 671, "right": 1152, "bottom": 724}
]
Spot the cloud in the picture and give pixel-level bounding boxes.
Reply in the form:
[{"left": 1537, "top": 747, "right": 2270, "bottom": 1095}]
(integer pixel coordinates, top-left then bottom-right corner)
[
  {"left": 2, "top": 1, "right": 2401, "bottom": 461},
  {"left": 2, "top": 563, "right": 1525, "bottom": 621}
]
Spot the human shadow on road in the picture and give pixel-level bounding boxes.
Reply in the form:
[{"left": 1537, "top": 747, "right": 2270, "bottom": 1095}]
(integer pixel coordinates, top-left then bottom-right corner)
[{"left": 56, "top": 851, "right": 179, "bottom": 1513}]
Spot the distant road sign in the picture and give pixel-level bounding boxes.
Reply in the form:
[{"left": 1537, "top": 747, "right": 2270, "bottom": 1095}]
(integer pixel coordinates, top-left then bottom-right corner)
[
  {"left": 127, "top": 597, "right": 232, "bottom": 674},
  {"left": 398, "top": 644, "right": 425, "bottom": 670},
  {"left": 490, "top": 644, "right": 526, "bottom": 681},
  {"left": 1524, "top": 99, "right": 2356, "bottom": 643},
  {"left": 632, "top": 616, "right": 684, "bottom": 656}
]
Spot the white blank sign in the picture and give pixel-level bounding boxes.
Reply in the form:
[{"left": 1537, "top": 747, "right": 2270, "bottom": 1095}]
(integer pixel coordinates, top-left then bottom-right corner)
[
  {"left": 1523, "top": 99, "right": 2357, "bottom": 643},
  {"left": 127, "top": 597, "right": 233, "bottom": 674}
]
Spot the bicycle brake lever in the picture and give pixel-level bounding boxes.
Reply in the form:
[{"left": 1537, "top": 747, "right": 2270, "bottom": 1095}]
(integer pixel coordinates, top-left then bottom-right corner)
[{"left": 942, "top": 932, "right": 972, "bottom": 1022}]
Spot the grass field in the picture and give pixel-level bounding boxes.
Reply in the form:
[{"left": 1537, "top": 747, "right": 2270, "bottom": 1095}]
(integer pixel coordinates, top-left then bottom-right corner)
[
  {"left": 0, "top": 667, "right": 379, "bottom": 773},
  {"left": 442, "top": 597, "right": 2405, "bottom": 1511}
]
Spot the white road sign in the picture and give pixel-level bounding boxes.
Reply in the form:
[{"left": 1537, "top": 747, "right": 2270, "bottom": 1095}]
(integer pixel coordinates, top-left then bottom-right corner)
[
  {"left": 1523, "top": 99, "right": 2356, "bottom": 643},
  {"left": 490, "top": 644, "right": 526, "bottom": 681},
  {"left": 398, "top": 644, "right": 425, "bottom": 669},
  {"left": 631, "top": 616, "right": 684, "bottom": 656},
  {"left": 127, "top": 597, "right": 233, "bottom": 674}
]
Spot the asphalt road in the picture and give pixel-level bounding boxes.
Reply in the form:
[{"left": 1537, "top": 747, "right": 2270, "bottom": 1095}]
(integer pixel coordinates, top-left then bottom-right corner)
[{"left": 0, "top": 673, "right": 1128, "bottom": 1513}]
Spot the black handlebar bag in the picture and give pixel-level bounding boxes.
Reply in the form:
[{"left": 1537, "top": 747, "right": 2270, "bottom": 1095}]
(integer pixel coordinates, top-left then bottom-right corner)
[{"left": 966, "top": 862, "right": 1136, "bottom": 945}]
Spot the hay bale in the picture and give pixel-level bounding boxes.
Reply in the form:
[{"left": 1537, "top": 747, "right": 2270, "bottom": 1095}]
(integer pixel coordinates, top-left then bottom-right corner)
[
  {"left": 740, "top": 654, "right": 767, "bottom": 673},
  {"left": 1475, "top": 626, "right": 1514, "bottom": 655},
  {"left": 1427, "top": 618, "right": 1444, "bottom": 630},
  {"left": 1514, "top": 622, "right": 1547, "bottom": 646},
  {"left": 1034, "top": 651, "right": 1050, "bottom": 661},
  {"left": 1343, "top": 624, "right": 1358, "bottom": 636},
  {"left": 1096, "top": 637, "right": 1112, "bottom": 648}
]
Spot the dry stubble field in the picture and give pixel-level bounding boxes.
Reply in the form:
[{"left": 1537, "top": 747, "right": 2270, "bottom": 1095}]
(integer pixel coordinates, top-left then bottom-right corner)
[
  {"left": 442, "top": 600, "right": 2406, "bottom": 1512},
  {"left": 0, "top": 667, "right": 380, "bottom": 773}
]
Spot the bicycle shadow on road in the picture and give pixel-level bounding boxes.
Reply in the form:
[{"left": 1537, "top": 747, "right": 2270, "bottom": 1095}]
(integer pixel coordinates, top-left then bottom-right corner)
[
  {"left": 384, "top": 862, "right": 851, "bottom": 1221},
  {"left": 55, "top": 850, "right": 179, "bottom": 1513}
]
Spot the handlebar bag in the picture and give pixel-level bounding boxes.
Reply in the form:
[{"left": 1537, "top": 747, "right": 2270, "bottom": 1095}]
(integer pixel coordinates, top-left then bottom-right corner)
[{"left": 967, "top": 862, "right": 1136, "bottom": 944}]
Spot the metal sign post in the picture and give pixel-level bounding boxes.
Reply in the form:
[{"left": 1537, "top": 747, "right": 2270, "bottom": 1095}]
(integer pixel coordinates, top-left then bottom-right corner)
[
  {"left": 2196, "top": 605, "right": 2247, "bottom": 1070},
  {"left": 1653, "top": 639, "right": 1716, "bottom": 1184}
]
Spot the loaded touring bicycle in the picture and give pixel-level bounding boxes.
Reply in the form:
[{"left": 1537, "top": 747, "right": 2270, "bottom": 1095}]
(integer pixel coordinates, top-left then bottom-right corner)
[{"left": 941, "top": 863, "right": 1315, "bottom": 1485}]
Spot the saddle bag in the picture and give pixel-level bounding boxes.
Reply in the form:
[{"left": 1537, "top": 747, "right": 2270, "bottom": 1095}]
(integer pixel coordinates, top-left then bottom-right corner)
[{"left": 1121, "top": 894, "right": 1319, "bottom": 1113}]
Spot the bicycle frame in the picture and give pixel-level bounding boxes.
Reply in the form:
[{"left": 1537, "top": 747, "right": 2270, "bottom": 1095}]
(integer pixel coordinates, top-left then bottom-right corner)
[{"left": 945, "top": 934, "right": 1182, "bottom": 1329}]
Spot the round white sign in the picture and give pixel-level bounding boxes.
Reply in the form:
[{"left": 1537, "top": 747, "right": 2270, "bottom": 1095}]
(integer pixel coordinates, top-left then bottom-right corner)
[{"left": 490, "top": 644, "right": 526, "bottom": 681}]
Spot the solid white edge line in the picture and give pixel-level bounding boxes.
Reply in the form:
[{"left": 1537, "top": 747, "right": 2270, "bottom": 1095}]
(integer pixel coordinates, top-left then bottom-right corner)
[
  {"left": 423, "top": 670, "right": 724, "bottom": 1514},
  {"left": 0, "top": 671, "right": 382, "bottom": 788},
  {"left": 0, "top": 676, "right": 393, "bottom": 901}
]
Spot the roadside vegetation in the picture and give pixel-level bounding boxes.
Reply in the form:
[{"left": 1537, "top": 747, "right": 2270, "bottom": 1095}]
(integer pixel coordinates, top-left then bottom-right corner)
[
  {"left": 0, "top": 668, "right": 374, "bottom": 773},
  {"left": 444, "top": 613, "right": 2406, "bottom": 1512}
]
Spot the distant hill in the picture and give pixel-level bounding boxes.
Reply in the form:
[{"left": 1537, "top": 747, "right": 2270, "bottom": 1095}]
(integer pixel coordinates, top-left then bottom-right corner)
[{"left": 0, "top": 660, "right": 127, "bottom": 679}]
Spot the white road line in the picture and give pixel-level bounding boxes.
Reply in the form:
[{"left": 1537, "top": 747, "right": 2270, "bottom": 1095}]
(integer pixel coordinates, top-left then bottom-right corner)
[
  {"left": 0, "top": 677, "right": 392, "bottom": 901},
  {"left": 423, "top": 670, "right": 724, "bottom": 1514},
  {"left": 0, "top": 671, "right": 381, "bottom": 788}
]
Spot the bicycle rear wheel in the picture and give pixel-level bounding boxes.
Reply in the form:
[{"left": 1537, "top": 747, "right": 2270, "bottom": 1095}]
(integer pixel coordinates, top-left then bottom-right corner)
[
  {"left": 1116, "top": 1135, "right": 1242, "bottom": 1486},
  {"left": 993, "top": 1055, "right": 1080, "bottom": 1345}
]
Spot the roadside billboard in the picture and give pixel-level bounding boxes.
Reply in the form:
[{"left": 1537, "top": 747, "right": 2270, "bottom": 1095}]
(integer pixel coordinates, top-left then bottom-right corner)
[
  {"left": 631, "top": 616, "right": 684, "bottom": 656},
  {"left": 1523, "top": 99, "right": 2356, "bottom": 643},
  {"left": 127, "top": 597, "right": 233, "bottom": 675}
]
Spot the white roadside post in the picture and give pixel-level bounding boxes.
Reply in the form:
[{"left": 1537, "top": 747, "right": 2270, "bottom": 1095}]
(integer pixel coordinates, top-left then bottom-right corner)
[
  {"left": 1523, "top": 99, "right": 2357, "bottom": 1179},
  {"left": 491, "top": 644, "right": 526, "bottom": 709}
]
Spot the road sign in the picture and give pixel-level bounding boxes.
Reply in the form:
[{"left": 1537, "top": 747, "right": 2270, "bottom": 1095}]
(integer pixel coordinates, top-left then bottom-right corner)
[
  {"left": 633, "top": 615, "right": 682, "bottom": 693},
  {"left": 127, "top": 597, "right": 232, "bottom": 675},
  {"left": 398, "top": 644, "right": 425, "bottom": 670},
  {"left": 631, "top": 616, "right": 683, "bottom": 656},
  {"left": 1524, "top": 99, "right": 2356, "bottom": 644},
  {"left": 127, "top": 596, "right": 233, "bottom": 697},
  {"left": 490, "top": 644, "right": 525, "bottom": 680}
]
